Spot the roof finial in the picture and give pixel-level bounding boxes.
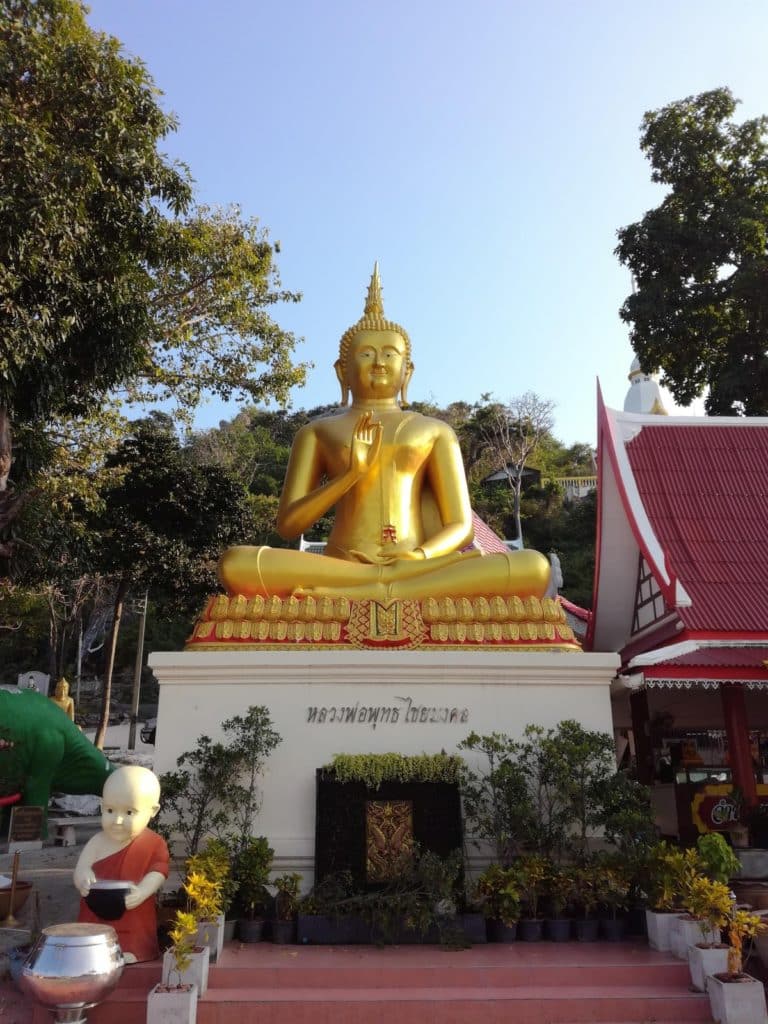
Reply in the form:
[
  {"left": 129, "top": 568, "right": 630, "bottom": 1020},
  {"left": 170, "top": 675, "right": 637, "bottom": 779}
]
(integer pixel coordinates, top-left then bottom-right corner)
[{"left": 364, "top": 261, "right": 384, "bottom": 318}]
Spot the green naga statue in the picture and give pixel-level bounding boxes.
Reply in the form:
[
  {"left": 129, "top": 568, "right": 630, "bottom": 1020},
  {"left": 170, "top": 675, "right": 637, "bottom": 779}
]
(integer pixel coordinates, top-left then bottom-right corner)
[{"left": 0, "top": 689, "right": 114, "bottom": 836}]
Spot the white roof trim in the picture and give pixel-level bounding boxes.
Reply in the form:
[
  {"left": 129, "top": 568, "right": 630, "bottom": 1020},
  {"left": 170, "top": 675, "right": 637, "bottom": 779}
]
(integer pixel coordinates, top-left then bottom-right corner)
[
  {"left": 628, "top": 641, "right": 699, "bottom": 667},
  {"left": 628, "top": 637, "right": 768, "bottom": 670},
  {"left": 612, "top": 408, "right": 768, "bottom": 429},
  {"left": 606, "top": 406, "right": 692, "bottom": 606}
]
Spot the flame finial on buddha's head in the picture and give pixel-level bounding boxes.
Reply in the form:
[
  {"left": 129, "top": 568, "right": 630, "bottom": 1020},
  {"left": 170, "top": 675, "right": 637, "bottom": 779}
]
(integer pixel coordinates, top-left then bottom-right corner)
[{"left": 336, "top": 263, "right": 412, "bottom": 405}]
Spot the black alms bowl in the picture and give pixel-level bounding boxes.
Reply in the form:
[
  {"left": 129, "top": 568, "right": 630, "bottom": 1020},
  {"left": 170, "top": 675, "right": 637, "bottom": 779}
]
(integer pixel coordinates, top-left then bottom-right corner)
[{"left": 84, "top": 880, "right": 131, "bottom": 921}]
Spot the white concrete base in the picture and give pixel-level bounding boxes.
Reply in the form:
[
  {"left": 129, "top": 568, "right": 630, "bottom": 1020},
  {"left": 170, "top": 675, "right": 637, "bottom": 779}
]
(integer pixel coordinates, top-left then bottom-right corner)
[
  {"left": 708, "top": 973, "right": 768, "bottom": 1023},
  {"left": 147, "top": 983, "right": 198, "bottom": 1024},
  {"left": 670, "top": 915, "right": 718, "bottom": 959},
  {"left": 149, "top": 649, "right": 619, "bottom": 884},
  {"left": 688, "top": 944, "right": 729, "bottom": 993},
  {"left": 645, "top": 909, "right": 680, "bottom": 952}
]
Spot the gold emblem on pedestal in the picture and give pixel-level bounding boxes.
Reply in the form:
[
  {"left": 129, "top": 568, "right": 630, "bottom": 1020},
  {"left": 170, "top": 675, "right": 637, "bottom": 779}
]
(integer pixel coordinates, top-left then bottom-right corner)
[{"left": 188, "top": 593, "right": 578, "bottom": 651}]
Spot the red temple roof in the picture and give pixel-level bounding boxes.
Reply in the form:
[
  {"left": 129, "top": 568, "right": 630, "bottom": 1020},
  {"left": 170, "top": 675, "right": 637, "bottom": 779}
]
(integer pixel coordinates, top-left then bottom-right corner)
[
  {"left": 624, "top": 423, "right": 768, "bottom": 634},
  {"left": 591, "top": 393, "right": 768, "bottom": 653}
]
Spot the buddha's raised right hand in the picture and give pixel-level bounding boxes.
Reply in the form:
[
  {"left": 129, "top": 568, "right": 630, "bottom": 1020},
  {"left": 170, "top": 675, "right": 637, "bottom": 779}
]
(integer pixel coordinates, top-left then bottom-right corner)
[{"left": 349, "top": 411, "right": 383, "bottom": 477}]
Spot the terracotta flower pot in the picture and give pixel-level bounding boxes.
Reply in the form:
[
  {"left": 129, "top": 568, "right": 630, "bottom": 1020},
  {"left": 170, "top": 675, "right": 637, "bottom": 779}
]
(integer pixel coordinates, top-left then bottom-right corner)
[{"left": 0, "top": 880, "right": 32, "bottom": 918}]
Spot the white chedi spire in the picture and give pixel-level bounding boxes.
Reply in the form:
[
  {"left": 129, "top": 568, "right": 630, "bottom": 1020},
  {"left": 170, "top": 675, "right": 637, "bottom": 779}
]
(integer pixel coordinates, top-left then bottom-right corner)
[{"left": 623, "top": 356, "right": 668, "bottom": 415}]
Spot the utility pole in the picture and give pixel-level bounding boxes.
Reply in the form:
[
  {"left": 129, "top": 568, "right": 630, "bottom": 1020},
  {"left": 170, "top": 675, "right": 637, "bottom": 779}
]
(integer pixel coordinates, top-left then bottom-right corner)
[{"left": 128, "top": 591, "right": 148, "bottom": 750}]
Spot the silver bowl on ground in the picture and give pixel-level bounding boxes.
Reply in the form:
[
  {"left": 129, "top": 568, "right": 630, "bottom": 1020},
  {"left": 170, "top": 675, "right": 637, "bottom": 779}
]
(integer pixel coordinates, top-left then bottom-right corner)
[{"left": 19, "top": 922, "right": 124, "bottom": 1024}]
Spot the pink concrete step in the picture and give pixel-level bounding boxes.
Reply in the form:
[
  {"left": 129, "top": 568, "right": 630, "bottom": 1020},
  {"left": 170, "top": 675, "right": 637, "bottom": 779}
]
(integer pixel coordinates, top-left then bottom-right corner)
[{"left": 31, "top": 941, "right": 716, "bottom": 1024}]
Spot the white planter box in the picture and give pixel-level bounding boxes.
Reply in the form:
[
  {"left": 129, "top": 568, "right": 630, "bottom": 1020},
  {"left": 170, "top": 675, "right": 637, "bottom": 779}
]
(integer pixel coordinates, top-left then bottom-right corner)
[
  {"left": 195, "top": 914, "right": 225, "bottom": 963},
  {"left": 688, "top": 944, "right": 729, "bottom": 992},
  {"left": 708, "top": 972, "right": 768, "bottom": 1023},
  {"left": 147, "top": 983, "right": 198, "bottom": 1024},
  {"left": 670, "top": 915, "right": 718, "bottom": 960},
  {"left": 161, "top": 946, "right": 209, "bottom": 995},
  {"left": 645, "top": 908, "right": 680, "bottom": 952}
]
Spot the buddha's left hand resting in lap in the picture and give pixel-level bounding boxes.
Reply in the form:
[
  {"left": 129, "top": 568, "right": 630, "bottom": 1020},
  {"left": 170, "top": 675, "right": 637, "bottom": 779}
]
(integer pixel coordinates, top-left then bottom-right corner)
[{"left": 218, "top": 265, "right": 550, "bottom": 604}]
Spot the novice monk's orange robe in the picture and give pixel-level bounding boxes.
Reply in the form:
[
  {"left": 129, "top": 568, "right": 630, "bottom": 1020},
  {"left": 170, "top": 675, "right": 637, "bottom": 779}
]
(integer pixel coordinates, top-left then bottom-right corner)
[{"left": 78, "top": 828, "right": 169, "bottom": 962}]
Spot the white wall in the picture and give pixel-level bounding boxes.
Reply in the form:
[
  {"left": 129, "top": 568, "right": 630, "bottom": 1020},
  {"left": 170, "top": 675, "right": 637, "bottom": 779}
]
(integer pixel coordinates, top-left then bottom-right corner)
[{"left": 149, "top": 649, "right": 619, "bottom": 882}]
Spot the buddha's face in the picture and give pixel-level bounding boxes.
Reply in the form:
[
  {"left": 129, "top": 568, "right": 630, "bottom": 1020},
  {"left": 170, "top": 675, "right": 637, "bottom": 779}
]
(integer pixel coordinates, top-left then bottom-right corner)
[
  {"left": 344, "top": 329, "right": 409, "bottom": 400},
  {"left": 55, "top": 680, "right": 68, "bottom": 698},
  {"left": 101, "top": 767, "right": 159, "bottom": 843}
]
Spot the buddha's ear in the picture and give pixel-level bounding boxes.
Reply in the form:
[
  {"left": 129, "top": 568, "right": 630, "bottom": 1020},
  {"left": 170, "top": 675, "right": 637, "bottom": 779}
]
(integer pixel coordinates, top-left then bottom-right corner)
[
  {"left": 400, "top": 362, "right": 414, "bottom": 407},
  {"left": 334, "top": 359, "right": 349, "bottom": 406}
]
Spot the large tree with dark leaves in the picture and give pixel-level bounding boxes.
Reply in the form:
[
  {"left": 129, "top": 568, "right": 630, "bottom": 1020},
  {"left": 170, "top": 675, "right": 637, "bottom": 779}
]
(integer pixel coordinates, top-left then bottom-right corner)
[
  {"left": 91, "top": 413, "right": 253, "bottom": 746},
  {"left": 616, "top": 88, "right": 768, "bottom": 414},
  {"left": 0, "top": 0, "right": 303, "bottom": 551}
]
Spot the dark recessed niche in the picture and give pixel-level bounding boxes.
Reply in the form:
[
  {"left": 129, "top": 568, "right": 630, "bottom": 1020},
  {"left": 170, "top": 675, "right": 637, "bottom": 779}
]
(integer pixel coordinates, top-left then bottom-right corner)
[{"left": 314, "top": 770, "right": 463, "bottom": 889}]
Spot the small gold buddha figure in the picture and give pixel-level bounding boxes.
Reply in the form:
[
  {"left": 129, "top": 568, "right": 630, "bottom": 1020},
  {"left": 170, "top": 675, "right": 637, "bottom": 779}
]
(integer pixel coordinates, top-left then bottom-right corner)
[
  {"left": 50, "top": 677, "right": 75, "bottom": 720},
  {"left": 218, "top": 265, "right": 550, "bottom": 604}
]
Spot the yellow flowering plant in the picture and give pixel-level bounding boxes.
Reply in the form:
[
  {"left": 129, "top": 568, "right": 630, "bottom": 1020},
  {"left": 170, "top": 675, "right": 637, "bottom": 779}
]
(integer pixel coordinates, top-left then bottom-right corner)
[
  {"left": 167, "top": 910, "right": 198, "bottom": 983},
  {"left": 681, "top": 875, "right": 732, "bottom": 943},
  {"left": 184, "top": 870, "right": 223, "bottom": 923},
  {"left": 726, "top": 908, "right": 767, "bottom": 977}
]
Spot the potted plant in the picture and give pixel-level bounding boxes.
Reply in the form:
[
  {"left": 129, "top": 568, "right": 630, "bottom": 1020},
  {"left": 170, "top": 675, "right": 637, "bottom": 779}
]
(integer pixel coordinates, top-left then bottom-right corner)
[
  {"left": 543, "top": 862, "right": 573, "bottom": 942},
  {"left": 184, "top": 866, "right": 224, "bottom": 964},
  {"left": 571, "top": 861, "right": 600, "bottom": 942},
  {"left": 153, "top": 909, "right": 206, "bottom": 1023},
  {"left": 514, "top": 855, "right": 547, "bottom": 942},
  {"left": 234, "top": 836, "right": 274, "bottom": 941},
  {"left": 271, "top": 872, "right": 302, "bottom": 944},
  {"left": 707, "top": 907, "right": 768, "bottom": 1023},
  {"left": 682, "top": 875, "right": 732, "bottom": 992},
  {"left": 296, "top": 870, "right": 370, "bottom": 945},
  {"left": 474, "top": 864, "right": 520, "bottom": 942},
  {"left": 643, "top": 842, "right": 698, "bottom": 952},
  {"left": 593, "top": 861, "right": 630, "bottom": 942}
]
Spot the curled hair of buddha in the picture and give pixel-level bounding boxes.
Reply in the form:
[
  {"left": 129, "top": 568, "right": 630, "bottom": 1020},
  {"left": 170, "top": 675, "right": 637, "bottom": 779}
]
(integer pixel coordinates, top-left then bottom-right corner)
[{"left": 337, "top": 263, "right": 412, "bottom": 405}]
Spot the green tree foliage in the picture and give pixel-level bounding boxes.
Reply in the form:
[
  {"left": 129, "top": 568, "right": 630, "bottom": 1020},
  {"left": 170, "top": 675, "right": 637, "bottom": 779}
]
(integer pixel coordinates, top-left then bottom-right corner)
[
  {"left": 0, "top": 0, "right": 305, "bottom": 548},
  {"left": 616, "top": 87, "right": 768, "bottom": 414},
  {"left": 460, "top": 722, "right": 625, "bottom": 865},
  {"left": 158, "top": 705, "right": 281, "bottom": 860},
  {"left": 90, "top": 413, "right": 254, "bottom": 745},
  {"left": 458, "top": 393, "right": 555, "bottom": 544}
]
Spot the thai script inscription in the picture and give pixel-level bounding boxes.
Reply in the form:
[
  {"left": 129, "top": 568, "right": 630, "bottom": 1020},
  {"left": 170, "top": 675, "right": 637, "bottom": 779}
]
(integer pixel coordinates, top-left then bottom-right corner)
[
  {"left": 709, "top": 797, "right": 739, "bottom": 826},
  {"left": 306, "top": 696, "right": 469, "bottom": 730}
]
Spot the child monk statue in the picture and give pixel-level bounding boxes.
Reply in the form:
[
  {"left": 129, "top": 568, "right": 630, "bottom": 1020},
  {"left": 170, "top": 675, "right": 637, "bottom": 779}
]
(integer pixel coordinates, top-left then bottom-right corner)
[{"left": 74, "top": 765, "right": 169, "bottom": 962}]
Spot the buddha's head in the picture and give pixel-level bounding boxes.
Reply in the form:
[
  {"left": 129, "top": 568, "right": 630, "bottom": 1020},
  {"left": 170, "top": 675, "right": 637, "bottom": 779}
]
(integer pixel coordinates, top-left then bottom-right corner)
[
  {"left": 101, "top": 765, "right": 161, "bottom": 843},
  {"left": 55, "top": 678, "right": 69, "bottom": 699},
  {"left": 336, "top": 264, "right": 413, "bottom": 405}
]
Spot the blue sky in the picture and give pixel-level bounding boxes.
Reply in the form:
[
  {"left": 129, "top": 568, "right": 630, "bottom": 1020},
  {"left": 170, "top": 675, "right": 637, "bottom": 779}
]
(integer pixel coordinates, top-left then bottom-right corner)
[{"left": 87, "top": 0, "right": 768, "bottom": 445}]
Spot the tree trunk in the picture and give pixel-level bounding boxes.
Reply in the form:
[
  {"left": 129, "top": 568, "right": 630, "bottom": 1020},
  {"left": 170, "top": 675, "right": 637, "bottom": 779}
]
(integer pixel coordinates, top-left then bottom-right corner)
[
  {"left": 0, "top": 407, "right": 29, "bottom": 561},
  {"left": 0, "top": 408, "right": 11, "bottom": 492},
  {"left": 94, "top": 576, "right": 129, "bottom": 750},
  {"left": 512, "top": 480, "right": 523, "bottom": 548}
]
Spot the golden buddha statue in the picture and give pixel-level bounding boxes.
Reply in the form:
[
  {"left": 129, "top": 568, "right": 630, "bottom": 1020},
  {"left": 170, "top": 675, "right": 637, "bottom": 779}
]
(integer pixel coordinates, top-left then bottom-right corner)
[
  {"left": 218, "top": 266, "right": 550, "bottom": 605},
  {"left": 50, "top": 677, "right": 75, "bottom": 720}
]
